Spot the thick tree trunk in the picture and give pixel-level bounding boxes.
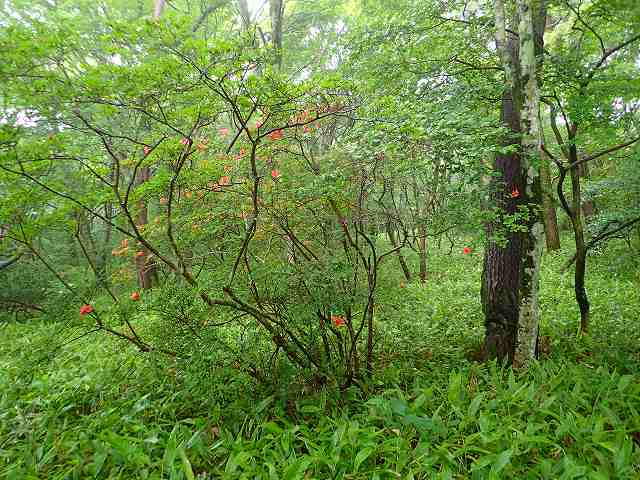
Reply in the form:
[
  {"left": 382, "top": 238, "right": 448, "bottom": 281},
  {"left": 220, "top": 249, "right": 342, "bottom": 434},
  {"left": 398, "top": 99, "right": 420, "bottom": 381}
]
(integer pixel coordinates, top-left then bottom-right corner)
[{"left": 482, "top": 0, "right": 523, "bottom": 363}]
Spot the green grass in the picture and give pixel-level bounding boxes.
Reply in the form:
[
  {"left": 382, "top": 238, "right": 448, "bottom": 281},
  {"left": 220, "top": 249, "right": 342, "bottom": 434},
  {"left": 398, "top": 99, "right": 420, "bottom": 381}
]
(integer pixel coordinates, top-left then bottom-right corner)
[{"left": 1, "top": 239, "right": 639, "bottom": 479}]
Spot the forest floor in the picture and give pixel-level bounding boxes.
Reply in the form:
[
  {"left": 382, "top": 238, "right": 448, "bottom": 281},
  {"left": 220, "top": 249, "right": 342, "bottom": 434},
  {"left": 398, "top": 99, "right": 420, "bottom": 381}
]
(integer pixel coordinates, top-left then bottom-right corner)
[{"left": 1, "top": 238, "right": 640, "bottom": 479}]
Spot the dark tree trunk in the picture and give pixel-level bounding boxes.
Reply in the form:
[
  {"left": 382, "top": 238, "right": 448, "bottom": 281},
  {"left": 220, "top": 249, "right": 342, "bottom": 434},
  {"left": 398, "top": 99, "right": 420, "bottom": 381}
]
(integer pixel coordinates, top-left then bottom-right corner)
[
  {"left": 482, "top": 25, "right": 523, "bottom": 362},
  {"left": 386, "top": 222, "right": 411, "bottom": 282},
  {"left": 556, "top": 134, "right": 590, "bottom": 334},
  {"left": 569, "top": 146, "right": 590, "bottom": 333}
]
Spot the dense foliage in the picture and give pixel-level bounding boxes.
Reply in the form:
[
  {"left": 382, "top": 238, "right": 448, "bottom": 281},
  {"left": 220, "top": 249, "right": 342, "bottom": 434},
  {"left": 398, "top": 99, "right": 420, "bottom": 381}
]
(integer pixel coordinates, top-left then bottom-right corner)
[{"left": 1, "top": 0, "right": 639, "bottom": 477}]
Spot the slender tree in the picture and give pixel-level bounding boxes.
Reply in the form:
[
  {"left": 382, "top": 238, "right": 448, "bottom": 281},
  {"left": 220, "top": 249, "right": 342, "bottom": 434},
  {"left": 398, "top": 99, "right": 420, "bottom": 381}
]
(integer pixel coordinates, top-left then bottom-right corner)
[{"left": 513, "top": 0, "right": 545, "bottom": 368}]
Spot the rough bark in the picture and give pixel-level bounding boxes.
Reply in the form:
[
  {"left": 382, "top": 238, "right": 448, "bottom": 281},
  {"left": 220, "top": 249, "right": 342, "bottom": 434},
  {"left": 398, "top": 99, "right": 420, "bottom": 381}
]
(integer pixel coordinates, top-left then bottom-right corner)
[{"left": 482, "top": 0, "right": 523, "bottom": 363}]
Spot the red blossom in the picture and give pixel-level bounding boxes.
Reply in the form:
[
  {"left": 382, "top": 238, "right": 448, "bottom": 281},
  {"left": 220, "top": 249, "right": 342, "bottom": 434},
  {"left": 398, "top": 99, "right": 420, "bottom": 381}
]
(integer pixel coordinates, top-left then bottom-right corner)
[
  {"left": 331, "top": 315, "right": 345, "bottom": 328},
  {"left": 130, "top": 291, "right": 140, "bottom": 301},
  {"left": 180, "top": 137, "right": 191, "bottom": 146},
  {"left": 271, "top": 169, "right": 281, "bottom": 180},
  {"left": 79, "top": 304, "right": 94, "bottom": 316},
  {"left": 463, "top": 247, "right": 472, "bottom": 255},
  {"left": 267, "top": 129, "right": 284, "bottom": 141},
  {"left": 511, "top": 187, "right": 520, "bottom": 198}
]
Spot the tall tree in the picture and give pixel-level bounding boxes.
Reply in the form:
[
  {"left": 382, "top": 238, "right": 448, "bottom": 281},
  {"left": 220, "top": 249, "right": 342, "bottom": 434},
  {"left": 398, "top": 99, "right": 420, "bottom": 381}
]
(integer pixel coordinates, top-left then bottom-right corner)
[
  {"left": 513, "top": 0, "right": 545, "bottom": 368},
  {"left": 132, "top": 0, "right": 167, "bottom": 290},
  {"left": 481, "top": 0, "right": 524, "bottom": 362},
  {"left": 269, "top": 0, "right": 284, "bottom": 69}
]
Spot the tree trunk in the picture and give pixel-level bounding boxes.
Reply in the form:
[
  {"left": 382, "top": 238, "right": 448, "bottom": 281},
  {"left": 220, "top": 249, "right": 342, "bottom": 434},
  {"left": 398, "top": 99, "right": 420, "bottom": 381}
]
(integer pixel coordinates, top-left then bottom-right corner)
[
  {"left": 534, "top": 0, "right": 560, "bottom": 252},
  {"left": 269, "top": 0, "right": 284, "bottom": 69},
  {"left": 482, "top": 0, "right": 523, "bottom": 363},
  {"left": 386, "top": 222, "right": 411, "bottom": 282},
  {"left": 569, "top": 144, "right": 590, "bottom": 333},
  {"left": 131, "top": 0, "right": 164, "bottom": 290},
  {"left": 418, "top": 222, "right": 427, "bottom": 283},
  {"left": 513, "top": 0, "right": 545, "bottom": 369},
  {"left": 153, "top": 0, "right": 165, "bottom": 19},
  {"left": 135, "top": 167, "right": 158, "bottom": 290},
  {"left": 238, "top": 0, "right": 251, "bottom": 30},
  {"left": 540, "top": 149, "right": 561, "bottom": 250},
  {"left": 578, "top": 160, "right": 596, "bottom": 218}
]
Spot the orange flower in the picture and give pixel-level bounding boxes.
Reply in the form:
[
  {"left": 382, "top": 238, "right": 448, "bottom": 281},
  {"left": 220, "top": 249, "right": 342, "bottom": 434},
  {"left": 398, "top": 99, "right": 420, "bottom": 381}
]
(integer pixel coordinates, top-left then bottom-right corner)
[
  {"left": 79, "top": 304, "right": 94, "bottom": 316},
  {"left": 511, "top": 187, "right": 520, "bottom": 198},
  {"left": 271, "top": 169, "right": 281, "bottom": 180},
  {"left": 219, "top": 176, "right": 231, "bottom": 186},
  {"left": 196, "top": 139, "right": 209, "bottom": 151},
  {"left": 267, "top": 129, "right": 284, "bottom": 141},
  {"left": 331, "top": 315, "right": 345, "bottom": 328},
  {"left": 130, "top": 291, "right": 140, "bottom": 301}
]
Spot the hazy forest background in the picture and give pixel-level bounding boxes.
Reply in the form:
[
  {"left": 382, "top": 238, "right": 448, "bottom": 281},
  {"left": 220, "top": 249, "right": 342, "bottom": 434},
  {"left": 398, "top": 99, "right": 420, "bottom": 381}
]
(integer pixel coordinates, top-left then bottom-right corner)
[{"left": 1, "top": 0, "right": 640, "bottom": 477}]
